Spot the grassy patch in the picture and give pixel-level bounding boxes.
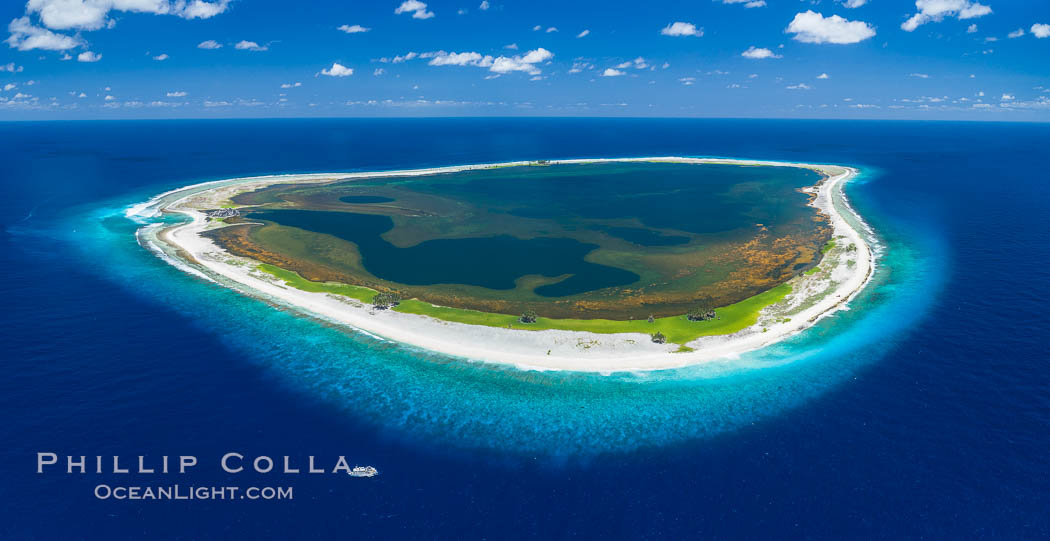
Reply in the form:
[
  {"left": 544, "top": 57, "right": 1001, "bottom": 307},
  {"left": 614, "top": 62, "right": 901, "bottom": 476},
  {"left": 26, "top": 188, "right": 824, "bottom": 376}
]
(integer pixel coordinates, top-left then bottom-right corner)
[
  {"left": 258, "top": 264, "right": 376, "bottom": 303},
  {"left": 820, "top": 239, "right": 836, "bottom": 254},
  {"left": 257, "top": 264, "right": 791, "bottom": 345}
]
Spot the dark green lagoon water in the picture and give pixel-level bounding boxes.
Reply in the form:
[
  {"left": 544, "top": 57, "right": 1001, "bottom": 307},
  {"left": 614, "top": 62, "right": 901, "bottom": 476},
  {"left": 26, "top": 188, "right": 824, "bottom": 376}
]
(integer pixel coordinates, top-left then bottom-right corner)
[
  {"left": 248, "top": 209, "right": 640, "bottom": 296},
  {"left": 241, "top": 161, "right": 826, "bottom": 311}
]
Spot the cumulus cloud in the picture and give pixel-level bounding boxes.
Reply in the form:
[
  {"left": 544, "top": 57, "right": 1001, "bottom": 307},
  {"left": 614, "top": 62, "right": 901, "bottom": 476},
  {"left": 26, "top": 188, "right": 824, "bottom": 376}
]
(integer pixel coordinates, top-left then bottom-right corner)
[
  {"left": 395, "top": 1, "right": 434, "bottom": 19},
  {"left": 24, "top": 0, "right": 223, "bottom": 31},
  {"left": 425, "top": 47, "right": 553, "bottom": 76},
  {"left": 320, "top": 62, "right": 353, "bottom": 77},
  {"left": 6, "top": 16, "right": 83, "bottom": 51},
  {"left": 280, "top": 82, "right": 301, "bottom": 88},
  {"left": 338, "top": 24, "right": 370, "bottom": 33},
  {"left": 615, "top": 57, "right": 649, "bottom": 69},
  {"left": 787, "top": 83, "right": 812, "bottom": 90},
  {"left": 1032, "top": 23, "right": 1050, "bottom": 38},
  {"left": 1007, "top": 28, "right": 1024, "bottom": 38},
  {"left": 661, "top": 22, "right": 703, "bottom": 37},
  {"left": 786, "top": 11, "right": 876, "bottom": 44},
  {"left": 741, "top": 46, "right": 780, "bottom": 59},
  {"left": 722, "top": 0, "right": 766, "bottom": 7},
  {"left": 0, "top": 62, "right": 24, "bottom": 72},
  {"left": 235, "top": 40, "right": 267, "bottom": 51},
  {"left": 841, "top": 0, "right": 868, "bottom": 7},
  {"left": 153, "top": 53, "right": 168, "bottom": 60},
  {"left": 910, "top": 72, "right": 930, "bottom": 78},
  {"left": 478, "top": 1, "right": 489, "bottom": 10},
  {"left": 901, "top": 0, "right": 992, "bottom": 32},
  {"left": 197, "top": 39, "right": 222, "bottom": 49},
  {"left": 77, "top": 50, "right": 101, "bottom": 62},
  {"left": 817, "top": 72, "right": 830, "bottom": 79},
  {"left": 967, "top": 23, "right": 978, "bottom": 33},
  {"left": 3, "top": 83, "right": 15, "bottom": 90},
  {"left": 166, "top": 90, "right": 187, "bottom": 97},
  {"left": 602, "top": 68, "right": 625, "bottom": 77},
  {"left": 576, "top": 29, "right": 589, "bottom": 38}
]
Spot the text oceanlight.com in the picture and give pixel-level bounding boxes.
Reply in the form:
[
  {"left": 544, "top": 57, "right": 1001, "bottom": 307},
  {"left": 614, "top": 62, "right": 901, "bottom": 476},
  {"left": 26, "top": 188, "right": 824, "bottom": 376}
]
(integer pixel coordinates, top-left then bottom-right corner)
[{"left": 94, "top": 485, "right": 293, "bottom": 501}]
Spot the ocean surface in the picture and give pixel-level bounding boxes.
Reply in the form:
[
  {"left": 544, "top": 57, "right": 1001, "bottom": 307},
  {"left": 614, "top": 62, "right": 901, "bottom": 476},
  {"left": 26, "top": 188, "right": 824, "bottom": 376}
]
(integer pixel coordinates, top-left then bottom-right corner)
[{"left": 1, "top": 118, "right": 1048, "bottom": 539}]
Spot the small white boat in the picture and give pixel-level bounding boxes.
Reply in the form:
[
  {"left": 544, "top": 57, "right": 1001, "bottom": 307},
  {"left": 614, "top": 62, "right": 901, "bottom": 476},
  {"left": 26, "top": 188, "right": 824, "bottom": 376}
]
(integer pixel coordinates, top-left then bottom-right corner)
[{"left": 349, "top": 466, "right": 379, "bottom": 477}]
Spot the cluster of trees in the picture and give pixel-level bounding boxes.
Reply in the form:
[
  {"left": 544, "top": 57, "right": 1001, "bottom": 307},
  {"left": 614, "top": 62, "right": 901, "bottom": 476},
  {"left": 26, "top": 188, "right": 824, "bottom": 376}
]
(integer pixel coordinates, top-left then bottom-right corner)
[
  {"left": 651, "top": 331, "right": 667, "bottom": 344},
  {"left": 519, "top": 309, "right": 538, "bottom": 324},
  {"left": 687, "top": 306, "right": 716, "bottom": 322},
  {"left": 372, "top": 292, "right": 401, "bottom": 310}
]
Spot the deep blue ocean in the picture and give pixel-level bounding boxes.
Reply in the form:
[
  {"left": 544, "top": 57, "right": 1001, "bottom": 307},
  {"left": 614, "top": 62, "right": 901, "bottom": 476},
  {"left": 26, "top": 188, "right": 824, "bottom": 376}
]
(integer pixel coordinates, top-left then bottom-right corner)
[{"left": 1, "top": 118, "right": 1048, "bottom": 539}]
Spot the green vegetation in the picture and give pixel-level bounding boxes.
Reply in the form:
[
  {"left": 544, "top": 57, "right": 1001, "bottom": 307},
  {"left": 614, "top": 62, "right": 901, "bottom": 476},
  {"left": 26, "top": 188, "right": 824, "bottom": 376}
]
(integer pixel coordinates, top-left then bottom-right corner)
[
  {"left": 820, "top": 240, "right": 836, "bottom": 254},
  {"left": 372, "top": 292, "right": 401, "bottom": 310},
  {"left": 519, "top": 309, "right": 538, "bottom": 324},
  {"left": 258, "top": 264, "right": 375, "bottom": 303},
  {"left": 686, "top": 306, "right": 716, "bottom": 322},
  {"left": 258, "top": 263, "right": 791, "bottom": 346},
  {"left": 651, "top": 331, "right": 667, "bottom": 344}
]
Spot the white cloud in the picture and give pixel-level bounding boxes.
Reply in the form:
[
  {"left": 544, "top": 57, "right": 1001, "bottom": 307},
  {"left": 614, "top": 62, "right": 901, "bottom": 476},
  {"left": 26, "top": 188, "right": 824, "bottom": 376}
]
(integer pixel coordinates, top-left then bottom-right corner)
[
  {"left": 1007, "top": 28, "right": 1024, "bottom": 38},
  {"left": 395, "top": 1, "right": 434, "bottom": 19},
  {"left": 166, "top": 90, "right": 187, "bottom": 97},
  {"left": 15, "top": 0, "right": 228, "bottom": 32},
  {"left": 104, "top": 94, "right": 115, "bottom": 100},
  {"left": 679, "top": 77, "right": 695, "bottom": 85},
  {"left": 741, "top": 46, "right": 780, "bottom": 59},
  {"left": 901, "top": 0, "right": 992, "bottom": 32},
  {"left": 576, "top": 29, "right": 589, "bottom": 38},
  {"left": 722, "top": 0, "right": 766, "bottom": 7},
  {"left": 504, "top": 43, "right": 518, "bottom": 49},
  {"left": 428, "top": 51, "right": 487, "bottom": 66},
  {"left": 338, "top": 24, "right": 370, "bottom": 33},
  {"left": 197, "top": 39, "right": 222, "bottom": 49},
  {"left": 2, "top": 83, "right": 15, "bottom": 91},
  {"left": 1032, "top": 24, "right": 1050, "bottom": 38},
  {"left": 786, "top": 11, "right": 876, "bottom": 44},
  {"left": 77, "top": 91, "right": 85, "bottom": 97},
  {"left": 615, "top": 57, "right": 649, "bottom": 69},
  {"left": 602, "top": 68, "right": 625, "bottom": 77},
  {"left": 966, "top": 23, "right": 978, "bottom": 33},
  {"left": 373, "top": 68, "right": 384, "bottom": 76},
  {"left": 425, "top": 47, "right": 553, "bottom": 76},
  {"left": 153, "top": 53, "right": 168, "bottom": 60},
  {"left": 841, "top": 0, "right": 868, "bottom": 7},
  {"left": 0, "top": 62, "right": 24, "bottom": 72},
  {"left": 320, "top": 62, "right": 353, "bottom": 77},
  {"left": 77, "top": 50, "right": 101, "bottom": 62},
  {"left": 545, "top": 27, "right": 557, "bottom": 33},
  {"left": 235, "top": 40, "right": 267, "bottom": 51},
  {"left": 817, "top": 73, "right": 830, "bottom": 79},
  {"left": 910, "top": 72, "right": 930, "bottom": 78},
  {"left": 661, "top": 22, "right": 703, "bottom": 37},
  {"left": 280, "top": 82, "right": 301, "bottom": 88},
  {"left": 1001, "top": 93, "right": 1014, "bottom": 100},
  {"left": 478, "top": 1, "right": 489, "bottom": 10},
  {"left": 6, "top": 16, "right": 83, "bottom": 51},
  {"left": 787, "top": 83, "right": 812, "bottom": 90},
  {"left": 179, "top": 0, "right": 230, "bottom": 19},
  {"left": 532, "top": 24, "right": 541, "bottom": 31}
]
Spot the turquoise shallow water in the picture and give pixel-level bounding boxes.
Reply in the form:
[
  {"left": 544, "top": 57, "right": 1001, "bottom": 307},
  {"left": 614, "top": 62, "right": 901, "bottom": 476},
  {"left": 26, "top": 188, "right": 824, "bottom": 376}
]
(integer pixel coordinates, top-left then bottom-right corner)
[
  {"left": 80, "top": 164, "right": 938, "bottom": 456},
  {"left": 16, "top": 119, "right": 1047, "bottom": 538}
]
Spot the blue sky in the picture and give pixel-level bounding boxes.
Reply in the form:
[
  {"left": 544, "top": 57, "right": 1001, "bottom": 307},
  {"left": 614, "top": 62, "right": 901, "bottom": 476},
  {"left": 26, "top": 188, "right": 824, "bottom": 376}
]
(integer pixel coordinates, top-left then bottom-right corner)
[{"left": 1, "top": 0, "right": 1048, "bottom": 120}]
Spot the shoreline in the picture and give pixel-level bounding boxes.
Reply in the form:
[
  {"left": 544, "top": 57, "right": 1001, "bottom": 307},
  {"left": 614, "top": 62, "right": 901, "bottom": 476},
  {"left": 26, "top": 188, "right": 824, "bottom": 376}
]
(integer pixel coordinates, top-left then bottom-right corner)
[{"left": 131, "top": 157, "right": 875, "bottom": 372}]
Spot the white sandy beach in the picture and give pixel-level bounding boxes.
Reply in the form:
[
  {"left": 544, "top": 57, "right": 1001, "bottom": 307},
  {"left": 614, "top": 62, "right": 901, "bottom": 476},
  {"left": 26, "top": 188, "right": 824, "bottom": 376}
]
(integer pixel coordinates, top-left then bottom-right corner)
[{"left": 131, "top": 157, "right": 875, "bottom": 372}]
